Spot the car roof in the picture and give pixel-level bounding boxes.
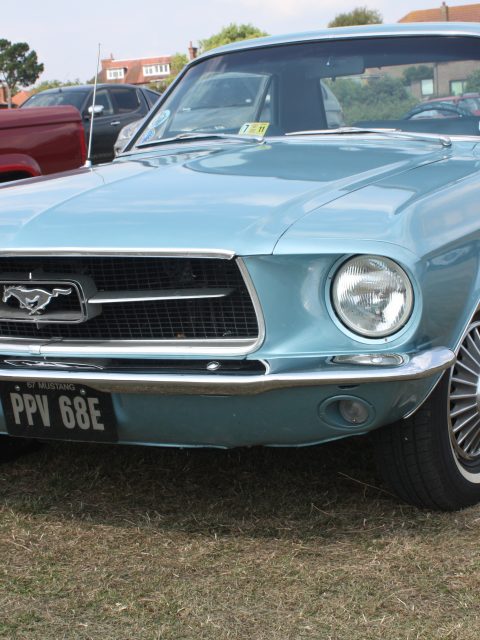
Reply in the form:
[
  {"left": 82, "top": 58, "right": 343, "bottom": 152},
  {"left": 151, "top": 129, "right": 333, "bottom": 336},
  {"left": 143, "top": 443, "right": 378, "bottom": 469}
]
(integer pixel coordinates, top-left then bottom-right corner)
[
  {"left": 198, "top": 22, "right": 480, "bottom": 59},
  {"left": 33, "top": 83, "right": 141, "bottom": 94},
  {"left": 425, "top": 94, "right": 480, "bottom": 103},
  {"left": 425, "top": 96, "right": 460, "bottom": 102}
]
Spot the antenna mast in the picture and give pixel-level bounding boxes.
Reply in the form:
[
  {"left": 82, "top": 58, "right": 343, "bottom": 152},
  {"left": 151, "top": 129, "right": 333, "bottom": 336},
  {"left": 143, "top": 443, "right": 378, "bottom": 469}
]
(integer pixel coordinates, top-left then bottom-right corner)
[{"left": 85, "top": 43, "right": 101, "bottom": 168}]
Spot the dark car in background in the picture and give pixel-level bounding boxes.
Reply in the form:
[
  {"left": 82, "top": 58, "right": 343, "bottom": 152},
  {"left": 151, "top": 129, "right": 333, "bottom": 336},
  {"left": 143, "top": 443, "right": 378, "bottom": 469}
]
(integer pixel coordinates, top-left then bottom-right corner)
[{"left": 21, "top": 84, "right": 160, "bottom": 163}]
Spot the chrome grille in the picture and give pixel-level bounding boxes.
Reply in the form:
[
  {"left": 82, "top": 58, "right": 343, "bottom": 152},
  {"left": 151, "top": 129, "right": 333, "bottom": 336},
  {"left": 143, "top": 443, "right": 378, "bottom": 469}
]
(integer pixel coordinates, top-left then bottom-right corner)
[{"left": 0, "top": 257, "right": 259, "bottom": 342}]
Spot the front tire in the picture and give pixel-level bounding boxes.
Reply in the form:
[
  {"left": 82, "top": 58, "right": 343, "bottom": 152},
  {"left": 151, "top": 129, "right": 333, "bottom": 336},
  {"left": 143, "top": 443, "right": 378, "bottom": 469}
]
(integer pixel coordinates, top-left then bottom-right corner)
[{"left": 374, "top": 321, "right": 480, "bottom": 510}]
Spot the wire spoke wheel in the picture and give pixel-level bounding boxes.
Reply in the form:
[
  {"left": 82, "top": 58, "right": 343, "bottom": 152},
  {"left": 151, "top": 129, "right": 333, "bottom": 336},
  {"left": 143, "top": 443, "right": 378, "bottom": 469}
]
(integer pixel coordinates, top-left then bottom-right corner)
[
  {"left": 449, "top": 322, "right": 480, "bottom": 463},
  {"left": 374, "top": 318, "right": 480, "bottom": 510}
]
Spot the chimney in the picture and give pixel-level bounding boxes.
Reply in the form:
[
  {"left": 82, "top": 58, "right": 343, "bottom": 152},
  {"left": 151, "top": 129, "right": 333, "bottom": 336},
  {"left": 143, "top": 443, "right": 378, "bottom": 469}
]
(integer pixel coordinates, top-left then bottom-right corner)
[
  {"left": 441, "top": 2, "right": 449, "bottom": 21},
  {"left": 188, "top": 41, "right": 198, "bottom": 60}
]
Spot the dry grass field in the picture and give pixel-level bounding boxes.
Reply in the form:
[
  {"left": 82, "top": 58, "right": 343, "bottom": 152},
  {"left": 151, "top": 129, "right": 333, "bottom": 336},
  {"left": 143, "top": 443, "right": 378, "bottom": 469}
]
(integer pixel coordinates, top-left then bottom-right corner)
[{"left": 1, "top": 437, "right": 480, "bottom": 639}]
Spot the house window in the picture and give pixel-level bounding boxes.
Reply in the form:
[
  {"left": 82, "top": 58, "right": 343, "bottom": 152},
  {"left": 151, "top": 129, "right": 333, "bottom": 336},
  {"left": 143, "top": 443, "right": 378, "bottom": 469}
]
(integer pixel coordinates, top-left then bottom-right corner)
[
  {"left": 450, "top": 80, "right": 466, "bottom": 96},
  {"left": 421, "top": 78, "right": 434, "bottom": 96},
  {"left": 107, "top": 68, "right": 125, "bottom": 80},
  {"left": 143, "top": 64, "right": 170, "bottom": 77}
]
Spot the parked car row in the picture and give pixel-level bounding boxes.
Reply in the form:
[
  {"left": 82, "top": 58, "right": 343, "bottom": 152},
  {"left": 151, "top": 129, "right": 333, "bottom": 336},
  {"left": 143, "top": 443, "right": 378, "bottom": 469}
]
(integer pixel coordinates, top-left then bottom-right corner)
[{"left": 21, "top": 83, "right": 160, "bottom": 163}]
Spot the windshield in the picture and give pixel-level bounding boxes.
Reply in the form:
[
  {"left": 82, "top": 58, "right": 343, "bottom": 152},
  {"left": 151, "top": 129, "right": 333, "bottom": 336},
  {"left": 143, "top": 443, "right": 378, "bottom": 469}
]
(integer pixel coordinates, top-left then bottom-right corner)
[
  {"left": 23, "top": 90, "right": 90, "bottom": 110},
  {"left": 133, "top": 35, "right": 480, "bottom": 147}
]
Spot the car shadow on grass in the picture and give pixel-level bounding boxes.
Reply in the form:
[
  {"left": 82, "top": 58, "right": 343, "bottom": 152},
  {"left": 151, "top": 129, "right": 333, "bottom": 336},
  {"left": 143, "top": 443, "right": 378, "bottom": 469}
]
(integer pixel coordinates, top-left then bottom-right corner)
[{"left": 0, "top": 437, "right": 466, "bottom": 540}]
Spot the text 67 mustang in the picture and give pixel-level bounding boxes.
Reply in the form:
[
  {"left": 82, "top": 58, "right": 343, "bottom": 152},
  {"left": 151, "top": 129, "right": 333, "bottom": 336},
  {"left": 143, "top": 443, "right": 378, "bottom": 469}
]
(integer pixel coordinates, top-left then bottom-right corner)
[{"left": 3, "top": 23, "right": 480, "bottom": 511}]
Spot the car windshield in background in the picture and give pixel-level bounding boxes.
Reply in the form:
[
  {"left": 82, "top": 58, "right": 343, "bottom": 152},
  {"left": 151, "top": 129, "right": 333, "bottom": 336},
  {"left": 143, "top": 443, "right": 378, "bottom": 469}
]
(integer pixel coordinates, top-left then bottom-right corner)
[
  {"left": 23, "top": 90, "right": 90, "bottom": 110},
  {"left": 459, "top": 96, "right": 480, "bottom": 112},
  {"left": 134, "top": 35, "right": 480, "bottom": 147}
]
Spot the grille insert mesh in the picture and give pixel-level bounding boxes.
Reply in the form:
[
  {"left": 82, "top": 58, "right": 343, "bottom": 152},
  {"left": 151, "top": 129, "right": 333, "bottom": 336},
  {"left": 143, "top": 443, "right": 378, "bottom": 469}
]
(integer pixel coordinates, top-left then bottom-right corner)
[{"left": 0, "top": 257, "right": 259, "bottom": 341}]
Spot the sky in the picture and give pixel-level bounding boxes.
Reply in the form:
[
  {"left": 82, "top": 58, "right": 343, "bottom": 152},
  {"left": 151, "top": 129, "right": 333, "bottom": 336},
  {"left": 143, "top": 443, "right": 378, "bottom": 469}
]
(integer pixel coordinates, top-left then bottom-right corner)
[{"left": 1, "top": 0, "right": 477, "bottom": 83}]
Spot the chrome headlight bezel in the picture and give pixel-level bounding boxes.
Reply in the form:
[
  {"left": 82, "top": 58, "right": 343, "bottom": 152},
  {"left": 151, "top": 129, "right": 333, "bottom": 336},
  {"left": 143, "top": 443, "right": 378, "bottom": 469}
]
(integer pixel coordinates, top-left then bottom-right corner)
[{"left": 330, "top": 255, "right": 414, "bottom": 339}]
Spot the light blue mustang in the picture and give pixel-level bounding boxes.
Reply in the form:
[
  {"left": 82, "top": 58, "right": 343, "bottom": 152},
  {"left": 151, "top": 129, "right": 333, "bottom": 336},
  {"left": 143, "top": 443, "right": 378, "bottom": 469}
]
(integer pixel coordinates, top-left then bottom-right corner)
[{"left": 2, "top": 23, "right": 480, "bottom": 510}]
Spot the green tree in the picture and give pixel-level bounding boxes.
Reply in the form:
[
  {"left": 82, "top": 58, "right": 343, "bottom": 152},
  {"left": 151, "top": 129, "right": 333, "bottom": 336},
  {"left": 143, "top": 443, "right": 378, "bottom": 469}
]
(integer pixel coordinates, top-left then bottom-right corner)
[
  {"left": 326, "top": 76, "right": 416, "bottom": 123},
  {"left": 148, "top": 53, "right": 189, "bottom": 92},
  {"left": 328, "top": 7, "right": 382, "bottom": 27},
  {"left": 0, "top": 39, "right": 43, "bottom": 105},
  {"left": 402, "top": 65, "right": 433, "bottom": 86},
  {"left": 32, "top": 79, "right": 82, "bottom": 93},
  {"left": 170, "top": 53, "right": 189, "bottom": 76},
  {"left": 199, "top": 23, "right": 268, "bottom": 53},
  {"left": 465, "top": 69, "right": 480, "bottom": 92}
]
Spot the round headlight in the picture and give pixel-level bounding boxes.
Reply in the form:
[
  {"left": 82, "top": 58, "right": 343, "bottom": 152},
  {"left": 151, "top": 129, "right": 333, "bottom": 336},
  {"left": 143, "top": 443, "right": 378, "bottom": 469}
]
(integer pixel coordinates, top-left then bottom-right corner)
[{"left": 332, "top": 256, "right": 413, "bottom": 338}]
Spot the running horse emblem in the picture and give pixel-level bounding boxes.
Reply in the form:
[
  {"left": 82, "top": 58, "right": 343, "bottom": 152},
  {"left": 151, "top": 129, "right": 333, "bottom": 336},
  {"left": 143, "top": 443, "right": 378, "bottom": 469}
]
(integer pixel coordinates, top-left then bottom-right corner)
[{"left": 3, "top": 285, "right": 73, "bottom": 316}]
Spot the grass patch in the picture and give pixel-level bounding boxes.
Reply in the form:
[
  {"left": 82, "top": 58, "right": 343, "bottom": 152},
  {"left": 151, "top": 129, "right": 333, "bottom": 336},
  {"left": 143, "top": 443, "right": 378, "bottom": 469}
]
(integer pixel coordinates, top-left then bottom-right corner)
[{"left": 1, "top": 438, "right": 480, "bottom": 638}]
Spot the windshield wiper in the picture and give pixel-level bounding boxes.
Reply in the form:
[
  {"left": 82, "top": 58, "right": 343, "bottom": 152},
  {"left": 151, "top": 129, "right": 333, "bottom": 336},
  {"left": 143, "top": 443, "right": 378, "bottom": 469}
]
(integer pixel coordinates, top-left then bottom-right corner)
[
  {"left": 286, "top": 127, "right": 452, "bottom": 148},
  {"left": 136, "top": 132, "right": 265, "bottom": 149}
]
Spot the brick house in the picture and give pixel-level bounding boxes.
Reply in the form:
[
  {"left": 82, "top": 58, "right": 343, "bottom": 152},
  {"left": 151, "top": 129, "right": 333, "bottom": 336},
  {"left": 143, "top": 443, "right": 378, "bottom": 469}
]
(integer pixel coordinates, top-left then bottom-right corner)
[
  {"left": 0, "top": 85, "right": 7, "bottom": 107},
  {"left": 397, "top": 3, "right": 480, "bottom": 98},
  {"left": 99, "top": 44, "right": 198, "bottom": 87},
  {"left": 100, "top": 55, "right": 173, "bottom": 85},
  {"left": 11, "top": 90, "right": 32, "bottom": 106},
  {"left": 1, "top": 87, "right": 34, "bottom": 108},
  {"left": 399, "top": 2, "right": 480, "bottom": 23}
]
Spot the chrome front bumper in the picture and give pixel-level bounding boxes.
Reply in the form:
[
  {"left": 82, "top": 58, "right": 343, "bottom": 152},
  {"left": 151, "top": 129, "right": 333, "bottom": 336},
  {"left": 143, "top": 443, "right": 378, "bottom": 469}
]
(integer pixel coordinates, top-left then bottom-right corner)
[{"left": 0, "top": 347, "right": 455, "bottom": 396}]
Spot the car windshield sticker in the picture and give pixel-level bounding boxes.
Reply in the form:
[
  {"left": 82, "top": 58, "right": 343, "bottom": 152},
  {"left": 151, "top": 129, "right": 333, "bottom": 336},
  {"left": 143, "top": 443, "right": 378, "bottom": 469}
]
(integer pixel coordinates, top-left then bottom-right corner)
[
  {"left": 139, "top": 110, "right": 171, "bottom": 143},
  {"left": 238, "top": 122, "right": 270, "bottom": 136}
]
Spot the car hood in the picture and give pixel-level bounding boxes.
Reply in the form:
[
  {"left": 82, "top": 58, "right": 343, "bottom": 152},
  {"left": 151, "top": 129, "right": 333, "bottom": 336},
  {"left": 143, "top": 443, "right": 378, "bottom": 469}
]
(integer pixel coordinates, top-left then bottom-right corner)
[{"left": 0, "top": 137, "right": 456, "bottom": 255}]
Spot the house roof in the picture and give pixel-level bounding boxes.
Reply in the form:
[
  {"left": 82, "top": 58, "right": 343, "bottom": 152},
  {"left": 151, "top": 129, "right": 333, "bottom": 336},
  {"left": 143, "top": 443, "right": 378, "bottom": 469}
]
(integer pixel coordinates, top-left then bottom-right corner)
[
  {"left": 399, "top": 3, "right": 480, "bottom": 23},
  {"left": 12, "top": 90, "right": 32, "bottom": 107},
  {"left": 0, "top": 87, "right": 31, "bottom": 107},
  {"left": 104, "top": 56, "right": 171, "bottom": 63},
  {"left": 101, "top": 56, "right": 171, "bottom": 84}
]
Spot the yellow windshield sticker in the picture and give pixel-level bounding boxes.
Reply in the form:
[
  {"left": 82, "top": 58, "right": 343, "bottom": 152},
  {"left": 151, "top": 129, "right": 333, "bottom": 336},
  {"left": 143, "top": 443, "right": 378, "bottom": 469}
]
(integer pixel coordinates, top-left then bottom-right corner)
[{"left": 239, "top": 122, "right": 270, "bottom": 136}]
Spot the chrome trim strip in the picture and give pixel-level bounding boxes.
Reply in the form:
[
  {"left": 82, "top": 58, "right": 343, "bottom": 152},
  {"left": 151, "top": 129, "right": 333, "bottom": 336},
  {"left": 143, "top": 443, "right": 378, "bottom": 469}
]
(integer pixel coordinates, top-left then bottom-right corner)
[
  {"left": 0, "top": 347, "right": 454, "bottom": 396},
  {"left": 236, "top": 257, "right": 265, "bottom": 354},
  {"left": 0, "top": 248, "right": 235, "bottom": 259},
  {"left": 137, "top": 132, "right": 265, "bottom": 149},
  {"left": 3, "top": 359, "right": 106, "bottom": 371},
  {"left": 88, "top": 287, "right": 233, "bottom": 304},
  {"left": 0, "top": 337, "right": 258, "bottom": 357},
  {"left": 331, "top": 353, "right": 405, "bottom": 366},
  {"left": 285, "top": 128, "right": 452, "bottom": 148}
]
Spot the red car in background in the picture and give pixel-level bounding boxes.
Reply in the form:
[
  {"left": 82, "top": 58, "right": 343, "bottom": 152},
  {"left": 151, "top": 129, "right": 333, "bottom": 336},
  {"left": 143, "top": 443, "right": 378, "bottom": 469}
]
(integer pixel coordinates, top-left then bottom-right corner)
[
  {"left": 0, "top": 106, "right": 86, "bottom": 183},
  {"left": 421, "top": 93, "right": 480, "bottom": 115}
]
